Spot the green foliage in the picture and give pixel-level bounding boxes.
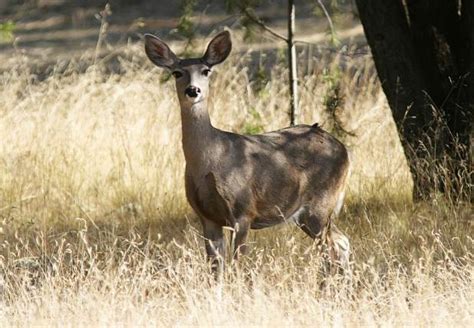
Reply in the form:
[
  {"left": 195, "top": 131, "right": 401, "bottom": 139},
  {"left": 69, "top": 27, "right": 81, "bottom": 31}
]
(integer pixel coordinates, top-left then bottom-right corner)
[
  {"left": 177, "top": 0, "right": 196, "bottom": 39},
  {"left": 240, "top": 13, "right": 259, "bottom": 41},
  {"left": 328, "top": 31, "right": 341, "bottom": 47},
  {"left": 322, "top": 66, "right": 342, "bottom": 101},
  {"left": 312, "top": 1, "right": 341, "bottom": 47},
  {"left": 176, "top": 0, "right": 198, "bottom": 56},
  {"left": 315, "top": 0, "right": 354, "bottom": 15},
  {"left": 159, "top": 71, "right": 173, "bottom": 84},
  {"left": 224, "top": 0, "right": 263, "bottom": 14},
  {"left": 242, "top": 107, "right": 264, "bottom": 134},
  {"left": 276, "top": 47, "right": 287, "bottom": 65},
  {"left": 224, "top": 0, "right": 265, "bottom": 41},
  {"left": 252, "top": 53, "right": 270, "bottom": 94},
  {"left": 322, "top": 66, "right": 353, "bottom": 138},
  {"left": 0, "top": 20, "right": 15, "bottom": 43}
]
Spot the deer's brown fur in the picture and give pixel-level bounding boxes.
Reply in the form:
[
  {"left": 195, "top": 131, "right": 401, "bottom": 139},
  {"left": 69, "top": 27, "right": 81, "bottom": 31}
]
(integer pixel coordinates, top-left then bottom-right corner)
[{"left": 144, "top": 31, "right": 351, "bottom": 274}]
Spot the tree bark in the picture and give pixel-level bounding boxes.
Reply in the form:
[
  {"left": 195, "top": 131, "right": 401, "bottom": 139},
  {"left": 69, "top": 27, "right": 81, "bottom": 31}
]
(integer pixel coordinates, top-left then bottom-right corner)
[{"left": 355, "top": 0, "right": 472, "bottom": 201}]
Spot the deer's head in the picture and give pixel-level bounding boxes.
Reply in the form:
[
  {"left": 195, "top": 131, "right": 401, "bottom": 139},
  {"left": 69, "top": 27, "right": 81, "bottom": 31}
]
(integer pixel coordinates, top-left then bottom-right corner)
[{"left": 144, "top": 31, "right": 232, "bottom": 106}]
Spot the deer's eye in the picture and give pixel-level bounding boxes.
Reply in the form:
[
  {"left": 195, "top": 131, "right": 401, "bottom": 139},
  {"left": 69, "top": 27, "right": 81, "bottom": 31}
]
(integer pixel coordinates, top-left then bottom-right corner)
[
  {"left": 172, "top": 71, "right": 183, "bottom": 78},
  {"left": 202, "top": 69, "right": 211, "bottom": 77}
]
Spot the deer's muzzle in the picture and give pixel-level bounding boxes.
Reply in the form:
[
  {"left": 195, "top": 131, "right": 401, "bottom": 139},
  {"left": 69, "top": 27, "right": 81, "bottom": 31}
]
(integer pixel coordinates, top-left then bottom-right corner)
[{"left": 185, "top": 86, "right": 201, "bottom": 98}]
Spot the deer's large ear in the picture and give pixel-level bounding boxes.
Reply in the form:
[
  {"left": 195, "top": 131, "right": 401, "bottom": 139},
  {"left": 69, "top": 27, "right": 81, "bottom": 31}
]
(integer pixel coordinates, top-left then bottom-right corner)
[
  {"left": 144, "top": 34, "right": 179, "bottom": 69},
  {"left": 202, "top": 31, "right": 232, "bottom": 67}
]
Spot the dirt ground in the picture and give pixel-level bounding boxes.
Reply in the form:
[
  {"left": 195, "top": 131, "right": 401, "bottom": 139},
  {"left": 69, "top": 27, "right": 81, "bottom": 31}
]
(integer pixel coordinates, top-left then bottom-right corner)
[{"left": 0, "top": 0, "right": 365, "bottom": 71}]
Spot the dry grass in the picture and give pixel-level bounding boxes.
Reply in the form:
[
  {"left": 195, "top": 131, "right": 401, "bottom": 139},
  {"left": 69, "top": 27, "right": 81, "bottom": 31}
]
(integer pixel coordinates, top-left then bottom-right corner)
[{"left": 0, "top": 40, "right": 472, "bottom": 326}]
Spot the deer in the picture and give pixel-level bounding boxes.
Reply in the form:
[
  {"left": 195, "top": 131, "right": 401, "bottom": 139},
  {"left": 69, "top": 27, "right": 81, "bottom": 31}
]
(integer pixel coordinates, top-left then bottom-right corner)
[{"left": 144, "top": 30, "right": 351, "bottom": 275}]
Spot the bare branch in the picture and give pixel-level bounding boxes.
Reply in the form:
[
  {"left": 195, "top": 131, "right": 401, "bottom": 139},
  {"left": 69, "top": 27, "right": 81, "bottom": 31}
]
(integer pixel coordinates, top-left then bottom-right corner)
[
  {"left": 236, "top": 4, "right": 368, "bottom": 59},
  {"left": 240, "top": 6, "right": 289, "bottom": 42},
  {"left": 316, "top": 0, "right": 337, "bottom": 42}
]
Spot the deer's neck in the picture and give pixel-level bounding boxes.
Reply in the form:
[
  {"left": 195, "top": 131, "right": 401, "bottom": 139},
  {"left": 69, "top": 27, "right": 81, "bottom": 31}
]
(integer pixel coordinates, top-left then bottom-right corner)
[{"left": 180, "top": 100, "right": 220, "bottom": 169}]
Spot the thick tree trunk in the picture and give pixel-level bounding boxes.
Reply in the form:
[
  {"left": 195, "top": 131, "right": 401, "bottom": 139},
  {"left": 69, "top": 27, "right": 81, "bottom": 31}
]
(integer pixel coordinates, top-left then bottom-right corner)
[{"left": 355, "top": 0, "right": 472, "bottom": 201}]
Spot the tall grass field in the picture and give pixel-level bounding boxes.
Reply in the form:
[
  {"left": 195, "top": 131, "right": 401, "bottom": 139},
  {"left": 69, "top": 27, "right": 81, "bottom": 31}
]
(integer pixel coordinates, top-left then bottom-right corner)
[{"left": 0, "top": 37, "right": 472, "bottom": 326}]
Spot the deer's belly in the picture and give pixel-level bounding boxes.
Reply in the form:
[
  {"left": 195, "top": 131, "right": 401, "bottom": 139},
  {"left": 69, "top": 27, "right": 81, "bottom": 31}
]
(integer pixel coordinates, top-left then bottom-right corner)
[
  {"left": 250, "top": 217, "right": 286, "bottom": 229},
  {"left": 250, "top": 204, "right": 308, "bottom": 229}
]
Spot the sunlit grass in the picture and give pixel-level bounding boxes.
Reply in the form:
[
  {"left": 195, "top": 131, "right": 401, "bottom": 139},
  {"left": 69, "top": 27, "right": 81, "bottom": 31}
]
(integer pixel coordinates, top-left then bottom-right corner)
[{"left": 0, "top": 41, "right": 472, "bottom": 326}]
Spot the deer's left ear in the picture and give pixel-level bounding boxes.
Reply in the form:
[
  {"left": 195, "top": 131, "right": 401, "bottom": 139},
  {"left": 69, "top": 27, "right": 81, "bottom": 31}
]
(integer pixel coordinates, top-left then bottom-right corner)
[{"left": 202, "top": 31, "right": 232, "bottom": 67}]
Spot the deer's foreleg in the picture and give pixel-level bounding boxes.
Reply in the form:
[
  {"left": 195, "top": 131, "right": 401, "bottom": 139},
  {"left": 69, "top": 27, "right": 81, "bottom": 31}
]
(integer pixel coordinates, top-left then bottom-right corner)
[
  {"left": 327, "top": 223, "right": 351, "bottom": 275},
  {"left": 202, "top": 218, "right": 226, "bottom": 274}
]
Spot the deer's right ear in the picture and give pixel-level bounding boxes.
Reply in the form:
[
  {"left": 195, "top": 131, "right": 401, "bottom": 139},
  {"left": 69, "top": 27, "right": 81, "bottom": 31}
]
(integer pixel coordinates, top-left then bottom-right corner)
[
  {"left": 144, "top": 34, "right": 179, "bottom": 69},
  {"left": 202, "top": 31, "right": 232, "bottom": 66}
]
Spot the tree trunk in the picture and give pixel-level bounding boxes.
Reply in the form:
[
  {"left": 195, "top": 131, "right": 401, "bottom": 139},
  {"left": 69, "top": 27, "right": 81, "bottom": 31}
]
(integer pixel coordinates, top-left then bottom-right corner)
[
  {"left": 355, "top": 0, "right": 473, "bottom": 201},
  {"left": 288, "top": 0, "right": 298, "bottom": 125}
]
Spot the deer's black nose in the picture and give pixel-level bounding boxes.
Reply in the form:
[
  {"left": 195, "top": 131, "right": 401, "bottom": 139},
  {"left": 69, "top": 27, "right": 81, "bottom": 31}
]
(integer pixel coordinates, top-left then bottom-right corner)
[{"left": 185, "top": 86, "right": 201, "bottom": 98}]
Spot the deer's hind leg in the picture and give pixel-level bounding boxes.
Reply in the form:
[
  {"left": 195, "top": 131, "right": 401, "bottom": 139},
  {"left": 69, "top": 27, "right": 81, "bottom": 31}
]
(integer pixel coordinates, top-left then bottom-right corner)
[
  {"left": 326, "top": 223, "right": 350, "bottom": 275},
  {"left": 297, "top": 208, "right": 350, "bottom": 275},
  {"left": 231, "top": 217, "right": 251, "bottom": 260},
  {"left": 326, "top": 190, "right": 351, "bottom": 274}
]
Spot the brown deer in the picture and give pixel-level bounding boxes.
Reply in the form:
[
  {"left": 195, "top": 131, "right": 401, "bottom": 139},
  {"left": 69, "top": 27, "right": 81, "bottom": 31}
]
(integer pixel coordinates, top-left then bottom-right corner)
[{"left": 144, "top": 31, "right": 351, "bottom": 274}]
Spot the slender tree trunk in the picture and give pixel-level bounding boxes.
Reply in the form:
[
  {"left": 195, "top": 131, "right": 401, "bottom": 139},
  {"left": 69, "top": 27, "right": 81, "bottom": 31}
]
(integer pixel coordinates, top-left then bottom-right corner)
[
  {"left": 355, "top": 0, "right": 472, "bottom": 201},
  {"left": 288, "top": 0, "right": 298, "bottom": 125}
]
